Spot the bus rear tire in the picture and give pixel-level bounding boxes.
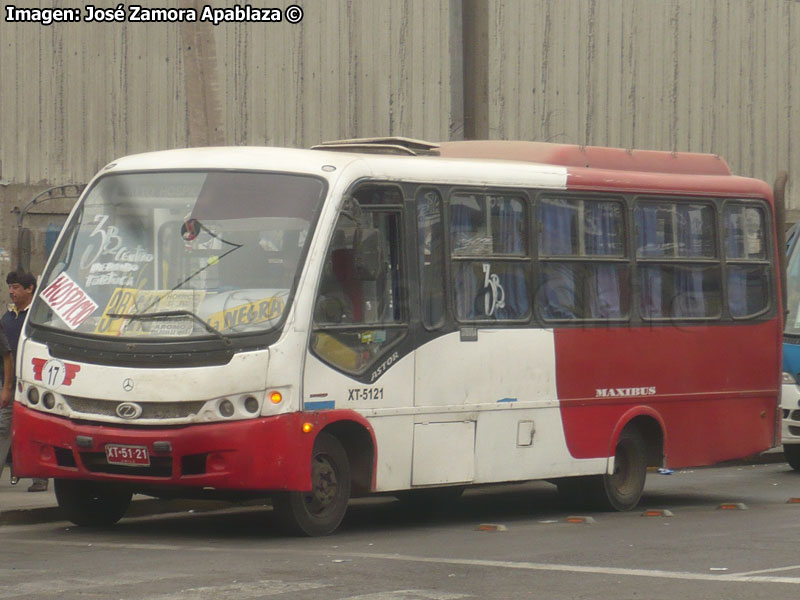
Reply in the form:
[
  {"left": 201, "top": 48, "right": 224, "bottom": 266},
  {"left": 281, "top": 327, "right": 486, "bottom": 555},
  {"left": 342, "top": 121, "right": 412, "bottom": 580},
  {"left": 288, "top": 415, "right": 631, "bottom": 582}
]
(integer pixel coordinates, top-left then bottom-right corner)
[
  {"left": 557, "top": 428, "right": 647, "bottom": 512},
  {"left": 590, "top": 428, "right": 648, "bottom": 511},
  {"left": 784, "top": 444, "right": 800, "bottom": 471},
  {"left": 54, "top": 479, "right": 132, "bottom": 527},
  {"left": 273, "top": 433, "right": 351, "bottom": 536}
]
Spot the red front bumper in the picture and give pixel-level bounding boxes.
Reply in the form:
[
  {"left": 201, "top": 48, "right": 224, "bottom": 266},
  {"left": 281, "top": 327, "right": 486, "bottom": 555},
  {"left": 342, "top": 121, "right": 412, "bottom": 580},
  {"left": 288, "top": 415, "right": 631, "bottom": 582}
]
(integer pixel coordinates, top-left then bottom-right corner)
[{"left": 11, "top": 403, "right": 317, "bottom": 491}]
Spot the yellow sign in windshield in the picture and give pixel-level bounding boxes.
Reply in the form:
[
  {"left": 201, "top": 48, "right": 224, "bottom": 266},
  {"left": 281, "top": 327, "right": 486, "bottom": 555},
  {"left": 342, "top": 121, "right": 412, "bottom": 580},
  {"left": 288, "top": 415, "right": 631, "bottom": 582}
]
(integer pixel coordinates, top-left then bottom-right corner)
[
  {"left": 95, "top": 288, "right": 206, "bottom": 336},
  {"left": 95, "top": 288, "right": 284, "bottom": 335},
  {"left": 207, "top": 297, "right": 285, "bottom": 331}
]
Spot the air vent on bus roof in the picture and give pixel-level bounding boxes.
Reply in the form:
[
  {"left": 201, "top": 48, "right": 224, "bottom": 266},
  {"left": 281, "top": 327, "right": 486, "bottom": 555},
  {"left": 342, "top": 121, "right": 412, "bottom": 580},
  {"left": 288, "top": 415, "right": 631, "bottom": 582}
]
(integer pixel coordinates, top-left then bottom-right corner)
[{"left": 311, "top": 137, "right": 441, "bottom": 156}]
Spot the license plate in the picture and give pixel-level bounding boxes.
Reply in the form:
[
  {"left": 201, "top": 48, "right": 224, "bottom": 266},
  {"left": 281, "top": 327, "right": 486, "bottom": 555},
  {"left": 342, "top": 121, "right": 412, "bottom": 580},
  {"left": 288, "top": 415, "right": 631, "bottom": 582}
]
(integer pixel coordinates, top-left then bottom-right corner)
[{"left": 105, "top": 444, "right": 150, "bottom": 466}]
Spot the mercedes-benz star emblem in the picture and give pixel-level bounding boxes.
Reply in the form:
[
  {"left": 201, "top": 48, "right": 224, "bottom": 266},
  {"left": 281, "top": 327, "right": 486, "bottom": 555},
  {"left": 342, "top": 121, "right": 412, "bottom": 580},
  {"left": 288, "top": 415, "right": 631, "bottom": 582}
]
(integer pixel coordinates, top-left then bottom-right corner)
[
  {"left": 122, "top": 378, "right": 134, "bottom": 392},
  {"left": 116, "top": 402, "right": 142, "bottom": 419}
]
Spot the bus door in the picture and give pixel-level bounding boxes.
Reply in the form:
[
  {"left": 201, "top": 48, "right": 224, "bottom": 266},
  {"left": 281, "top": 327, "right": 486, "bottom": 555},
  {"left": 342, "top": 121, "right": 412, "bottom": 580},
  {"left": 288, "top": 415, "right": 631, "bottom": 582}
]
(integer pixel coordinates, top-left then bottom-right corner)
[{"left": 303, "top": 185, "right": 413, "bottom": 490}]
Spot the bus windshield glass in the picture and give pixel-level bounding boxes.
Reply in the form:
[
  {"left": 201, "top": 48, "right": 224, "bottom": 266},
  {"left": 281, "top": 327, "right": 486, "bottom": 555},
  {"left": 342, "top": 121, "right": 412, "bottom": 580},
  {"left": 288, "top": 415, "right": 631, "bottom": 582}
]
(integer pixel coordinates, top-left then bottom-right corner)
[
  {"left": 29, "top": 170, "right": 326, "bottom": 339},
  {"left": 787, "top": 229, "right": 800, "bottom": 336}
]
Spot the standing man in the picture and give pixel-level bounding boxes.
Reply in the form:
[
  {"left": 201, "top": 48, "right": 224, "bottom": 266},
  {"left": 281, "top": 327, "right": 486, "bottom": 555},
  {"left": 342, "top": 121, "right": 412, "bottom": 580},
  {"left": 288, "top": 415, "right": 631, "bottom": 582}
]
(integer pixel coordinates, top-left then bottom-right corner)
[{"left": 1, "top": 270, "right": 48, "bottom": 492}]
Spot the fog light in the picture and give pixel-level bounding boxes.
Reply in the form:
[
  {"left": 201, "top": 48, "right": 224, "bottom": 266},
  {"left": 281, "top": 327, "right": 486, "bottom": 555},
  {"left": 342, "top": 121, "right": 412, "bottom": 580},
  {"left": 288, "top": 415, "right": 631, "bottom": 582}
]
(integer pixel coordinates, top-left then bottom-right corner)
[
  {"left": 207, "top": 452, "right": 227, "bottom": 472},
  {"left": 42, "top": 392, "right": 55, "bottom": 409},
  {"left": 39, "top": 445, "right": 54, "bottom": 461},
  {"left": 218, "top": 399, "right": 234, "bottom": 417},
  {"left": 153, "top": 441, "right": 172, "bottom": 453},
  {"left": 244, "top": 396, "right": 259, "bottom": 413},
  {"left": 28, "top": 387, "right": 40, "bottom": 405}
]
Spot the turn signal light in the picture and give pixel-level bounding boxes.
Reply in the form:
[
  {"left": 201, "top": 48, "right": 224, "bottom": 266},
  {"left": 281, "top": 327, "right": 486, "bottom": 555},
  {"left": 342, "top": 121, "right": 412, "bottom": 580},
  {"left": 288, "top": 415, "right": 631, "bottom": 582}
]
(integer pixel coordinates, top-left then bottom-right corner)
[
  {"left": 302, "top": 422, "right": 313, "bottom": 433},
  {"left": 270, "top": 391, "right": 282, "bottom": 404}
]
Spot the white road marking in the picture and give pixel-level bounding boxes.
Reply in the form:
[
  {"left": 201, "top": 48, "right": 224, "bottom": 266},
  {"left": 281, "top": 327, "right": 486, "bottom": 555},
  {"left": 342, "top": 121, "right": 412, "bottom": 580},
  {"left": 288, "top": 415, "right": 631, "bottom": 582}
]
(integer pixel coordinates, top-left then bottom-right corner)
[
  {"left": 330, "top": 551, "right": 800, "bottom": 585},
  {"left": 0, "top": 573, "right": 169, "bottom": 599},
  {"left": 2, "top": 538, "right": 184, "bottom": 551},
  {"left": 345, "top": 592, "right": 470, "bottom": 599},
  {"left": 6, "top": 536, "right": 800, "bottom": 587},
  {"left": 139, "top": 580, "right": 328, "bottom": 600},
  {"left": 734, "top": 564, "right": 800, "bottom": 576}
]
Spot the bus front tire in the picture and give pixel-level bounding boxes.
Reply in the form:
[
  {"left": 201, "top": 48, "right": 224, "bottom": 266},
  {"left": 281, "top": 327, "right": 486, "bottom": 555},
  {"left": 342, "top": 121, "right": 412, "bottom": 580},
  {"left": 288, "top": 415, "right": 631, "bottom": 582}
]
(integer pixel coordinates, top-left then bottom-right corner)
[
  {"left": 54, "top": 479, "right": 132, "bottom": 527},
  {"left": 273, "top": 432, "right": 351, "bottom": 536},
  {"left": 784, "top": 444, "right": 800, "bottom": 471}
]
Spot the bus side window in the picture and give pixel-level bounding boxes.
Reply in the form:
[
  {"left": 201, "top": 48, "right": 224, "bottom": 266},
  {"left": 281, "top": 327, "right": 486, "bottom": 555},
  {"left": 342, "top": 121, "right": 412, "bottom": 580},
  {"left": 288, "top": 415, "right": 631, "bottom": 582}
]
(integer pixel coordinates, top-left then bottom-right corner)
[
  {"left": 537, "top": 197, "right": 628, "bottom": 321},
  {"left": 635, "top": 202, "right": 720, "bottom": 320},
  {"left": 450, "top": 193, "right": 530, "bottom": 322},
  {"left": 311, "top": 202, "right": 407, "bottom": 374},
  {"left": 417, "top": 190, "right": 445, "bottom": 328},
  {"left": 724, "top": 204, "right": 770, "bottom": 318}
]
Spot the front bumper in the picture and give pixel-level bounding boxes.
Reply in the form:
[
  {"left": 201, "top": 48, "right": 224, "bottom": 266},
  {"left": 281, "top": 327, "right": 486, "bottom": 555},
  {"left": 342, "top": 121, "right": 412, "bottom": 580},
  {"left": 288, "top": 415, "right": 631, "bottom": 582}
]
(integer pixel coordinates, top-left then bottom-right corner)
[
  {"left": 781, "top": 382, "right": 800, "bottom": 445},
  {"left": 11, "top": 403, "right": 316, "bottom": 491}
]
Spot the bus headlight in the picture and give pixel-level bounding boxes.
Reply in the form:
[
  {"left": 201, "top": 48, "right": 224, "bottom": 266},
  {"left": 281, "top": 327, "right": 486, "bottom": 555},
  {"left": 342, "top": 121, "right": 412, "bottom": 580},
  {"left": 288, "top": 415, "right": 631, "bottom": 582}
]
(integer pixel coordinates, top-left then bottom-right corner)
[
  {"left": 27, "top": 387, "right": 40, "bottom": 405},
  {"left": 218, "top": 399, "right": 235, "bottom": 418},
  {"left": 783, "top": 372, "right": 797, "bottom": 385},
  {"left": 42, "top": 392, "right": 56, "bottom": 410}
]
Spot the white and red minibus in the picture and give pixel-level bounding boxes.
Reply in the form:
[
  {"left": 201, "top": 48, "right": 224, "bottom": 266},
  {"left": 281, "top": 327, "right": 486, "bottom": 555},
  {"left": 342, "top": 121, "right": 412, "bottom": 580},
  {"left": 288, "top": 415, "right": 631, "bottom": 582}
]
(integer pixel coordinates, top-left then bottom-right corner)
[{"left": 12, "top": 139, "right": 782, "bottom": 535}]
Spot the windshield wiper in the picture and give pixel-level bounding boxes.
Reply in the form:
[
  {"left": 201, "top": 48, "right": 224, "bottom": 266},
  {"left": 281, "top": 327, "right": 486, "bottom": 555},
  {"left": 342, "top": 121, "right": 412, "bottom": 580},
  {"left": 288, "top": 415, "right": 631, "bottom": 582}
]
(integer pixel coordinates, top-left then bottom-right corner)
[{"left": 107, "top": 310, "right": 232, "bottom": 346}]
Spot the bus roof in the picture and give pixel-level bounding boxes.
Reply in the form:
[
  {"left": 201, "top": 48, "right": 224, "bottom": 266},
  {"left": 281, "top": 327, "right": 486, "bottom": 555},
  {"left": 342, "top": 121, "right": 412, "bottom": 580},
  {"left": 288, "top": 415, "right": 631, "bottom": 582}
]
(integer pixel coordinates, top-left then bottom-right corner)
[
  {"left": 438, "top": 141, "right": 732, "bottom": 176},
  {"left": 316, "top": 137, "right": 733, "bottom": 177},
  {"left": 101, "top": 142, "right": 768, "bottom": 200}
]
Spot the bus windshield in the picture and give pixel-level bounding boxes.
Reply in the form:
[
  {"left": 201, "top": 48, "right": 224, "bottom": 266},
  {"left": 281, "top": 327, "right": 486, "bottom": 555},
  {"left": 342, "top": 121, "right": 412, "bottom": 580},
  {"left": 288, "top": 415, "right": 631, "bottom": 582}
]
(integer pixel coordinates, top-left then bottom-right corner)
[{"left": 29, "top": 170, "right": 325, "bottom": 339}]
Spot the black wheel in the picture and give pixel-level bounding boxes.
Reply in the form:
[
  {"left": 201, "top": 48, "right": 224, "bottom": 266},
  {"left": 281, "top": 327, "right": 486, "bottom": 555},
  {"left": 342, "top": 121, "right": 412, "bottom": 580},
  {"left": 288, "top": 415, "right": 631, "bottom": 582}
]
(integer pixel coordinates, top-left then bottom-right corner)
[
  {"left": 590, "top": 428, "right": 648, "bottom": 511},
  {"left": 784, "top": 444, "right": 800, "bottom": 471},
  {"left": 557, "top": 428, "right": 648, "bottom": 512},
  {"left": 273, "top": 433, "right": 350, "bottom": 536},
  {"left": 54, "top": 479, "right": 132, "bottom": 527}
]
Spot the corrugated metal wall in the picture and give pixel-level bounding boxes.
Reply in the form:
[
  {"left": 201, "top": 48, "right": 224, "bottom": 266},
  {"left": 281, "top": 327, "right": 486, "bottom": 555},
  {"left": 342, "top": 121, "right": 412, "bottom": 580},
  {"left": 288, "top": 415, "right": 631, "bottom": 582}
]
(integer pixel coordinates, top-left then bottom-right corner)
[
  {"left": 0, "top": 0, "right": 455, "bottom": 185},
  {"left": 488, "top": 0, "right": 799, "bottom": 197},
  {"left": 1, "top": 0, "right": 799, "bottom": 268}
]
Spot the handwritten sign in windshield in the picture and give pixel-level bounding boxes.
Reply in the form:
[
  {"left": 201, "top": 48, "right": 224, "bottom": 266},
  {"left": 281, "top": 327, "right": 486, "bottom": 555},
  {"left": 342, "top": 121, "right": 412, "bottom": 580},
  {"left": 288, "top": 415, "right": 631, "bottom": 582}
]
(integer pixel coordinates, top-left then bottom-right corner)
[
  {"left": 39, "top": 273, "right": 99, "bottom": 330},
  {"left": 207, "top": 296, "right": 285, "bottom": 332}
]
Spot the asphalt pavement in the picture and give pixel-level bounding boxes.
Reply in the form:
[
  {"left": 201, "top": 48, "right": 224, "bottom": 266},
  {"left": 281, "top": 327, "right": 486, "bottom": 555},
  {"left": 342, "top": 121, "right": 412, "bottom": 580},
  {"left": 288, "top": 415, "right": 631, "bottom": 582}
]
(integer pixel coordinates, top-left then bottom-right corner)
[
  {"left": 0, "top": 447, "right": 787, "bottom": 526},
  {"left": 0, "top": 470, "right": 243, "bottom": 526}
]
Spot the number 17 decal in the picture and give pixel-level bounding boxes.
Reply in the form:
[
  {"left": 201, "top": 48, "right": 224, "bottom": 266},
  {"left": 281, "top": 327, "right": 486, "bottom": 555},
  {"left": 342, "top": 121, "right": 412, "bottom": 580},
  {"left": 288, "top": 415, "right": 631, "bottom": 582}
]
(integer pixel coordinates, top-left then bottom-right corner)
[{"left": 31, "top": 358, "right": 81, "bottom": 388}]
